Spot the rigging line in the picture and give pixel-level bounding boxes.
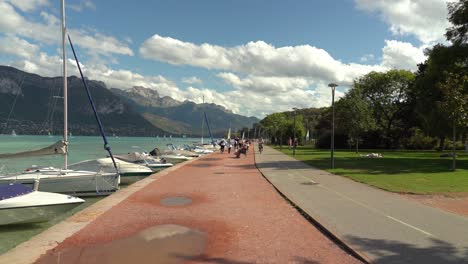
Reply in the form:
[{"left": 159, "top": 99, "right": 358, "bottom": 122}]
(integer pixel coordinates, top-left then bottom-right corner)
[
  {"left": 204, "top": 112, "right": 215, "bottom": 146},
  {"left": 3, "top": 74, "right": 25, "bottom": 134},
  {"left": 41, "top": 77, "right": 60, "bottom": 133},
  {"left": 67, "top": 34, "right": 120, "bottom": 175}
]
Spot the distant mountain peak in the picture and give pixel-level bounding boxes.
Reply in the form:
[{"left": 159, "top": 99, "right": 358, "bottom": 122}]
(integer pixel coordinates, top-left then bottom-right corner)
[
  {"left": 115, "top": 86, "right": 182, "bottom": 108},
  {"left": 128, "top": 86, "right": 160, "bottom": 97}
]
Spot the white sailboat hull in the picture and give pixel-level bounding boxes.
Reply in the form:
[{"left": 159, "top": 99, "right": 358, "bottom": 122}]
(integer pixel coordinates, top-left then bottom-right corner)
[
  {"left": 0, "top": 191, "right": 84, "bottom": 225},
  {"left": 70, "top": 158, "right": 153, "bottom": 185},
  {"left": 0, "top": 169, "right": 119, "bottom": 196},
  {"left": 160, "top": 155, "right": 193, "bottom": 163}
]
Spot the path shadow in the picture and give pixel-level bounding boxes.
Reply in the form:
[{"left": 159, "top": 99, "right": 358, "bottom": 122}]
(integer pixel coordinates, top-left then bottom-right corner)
[
  {"left": 346, "top": 235, "right": 468, "bottom": 264},
  {"left": 176, "top": 253, "right": 253, "bottom": 264},
  {"left": 203, "top": 158, "right": 222, "bottom": 161},
  {"left": 190, "top": 163, "right": 215, "bottom": 168},
  {"left": 176, "top": 254, "right": 322, "bottom": 264}
]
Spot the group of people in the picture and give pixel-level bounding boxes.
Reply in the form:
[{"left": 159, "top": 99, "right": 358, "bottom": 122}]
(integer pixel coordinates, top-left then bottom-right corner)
[
  {"left": 217, "top": 137, "right": 265, "bottom": 158},
  {"left": 288, "top": 137, "right": 298, "bottom": 150}
]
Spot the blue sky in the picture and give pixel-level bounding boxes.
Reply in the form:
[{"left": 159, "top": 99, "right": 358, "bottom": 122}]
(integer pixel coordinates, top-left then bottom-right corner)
[{"left": 0, "top": 0, "right": 453, "bottom": 117}]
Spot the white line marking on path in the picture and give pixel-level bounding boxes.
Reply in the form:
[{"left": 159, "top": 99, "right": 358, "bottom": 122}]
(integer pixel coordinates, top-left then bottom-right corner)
[
  {"left": 386, "top": 216, "right": 434, "bottom": 236},
  {"left": 318, "top": 185, "right": 435, "bottom": 237}
]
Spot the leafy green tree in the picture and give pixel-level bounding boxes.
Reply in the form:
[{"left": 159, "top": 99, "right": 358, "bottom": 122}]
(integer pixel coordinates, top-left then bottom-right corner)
[
  {"left": 446, "top": 0, "right": 468, "bottom": 45},
  {"left": 438, "top": 70, "right": 468, "bottom": 169},
  {"left": 335, "top": 87, "right": 376, "bottom": 152},
  {"left": 260, "top": 112, "right": 288, "bottom": 145},
  {"left": 354, "top": 70, "right": 414, "bottom": 148},
  {"left": 412, "top": 44, "right": 468, "bottom": 150}
]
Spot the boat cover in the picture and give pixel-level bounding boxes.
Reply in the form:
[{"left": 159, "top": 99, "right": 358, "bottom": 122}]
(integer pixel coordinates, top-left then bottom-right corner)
[
  {"left": 0, "top": 140, "right": 66, "bottom": 159},
  {"left": 0, "top": 183, "right": 32, "bottom": 201}
]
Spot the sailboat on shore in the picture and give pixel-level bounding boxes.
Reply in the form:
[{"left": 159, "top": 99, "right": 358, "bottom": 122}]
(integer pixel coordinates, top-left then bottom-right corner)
[{"left": 0, "top": 0, "right": 119, "bottom": 196}]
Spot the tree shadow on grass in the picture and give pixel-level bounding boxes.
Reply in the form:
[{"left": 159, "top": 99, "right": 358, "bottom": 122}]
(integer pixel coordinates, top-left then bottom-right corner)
[
  {"left": 345, "top": 235, "right": 468, "bottom": 264},
  {"left": 300, "top": 156, "right": 468, "bottom": 175}
]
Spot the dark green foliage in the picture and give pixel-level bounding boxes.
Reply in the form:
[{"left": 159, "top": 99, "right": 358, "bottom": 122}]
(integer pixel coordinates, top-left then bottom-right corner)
[{"left": 446, "top": 0, "right": 468, "bottom": 45}]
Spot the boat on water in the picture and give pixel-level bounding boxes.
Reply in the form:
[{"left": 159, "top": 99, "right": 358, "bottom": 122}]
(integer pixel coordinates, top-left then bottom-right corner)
[
  {"left": 114, "top": 152, "right": 173, "bottom": 171},
  {"left": 183, "top": 144, "right": 213, "bottom": 154},
  {"left": 11, "top": 130, "right": 17, "bottom": 137},
  {"left": 0, "top": 0, "right": 119, "bottom": 196},
  {"left": 149, "top": 148, "right": 193, "bottom": 163},
  {"left": 0, "top": 168, "right": 118, "bottom": 196},
  {"left": 0, "top": 182, "right": 84, "bottom": 225},
  {"left": 69, "top": 158, "right": 153, "bottom": 185}
]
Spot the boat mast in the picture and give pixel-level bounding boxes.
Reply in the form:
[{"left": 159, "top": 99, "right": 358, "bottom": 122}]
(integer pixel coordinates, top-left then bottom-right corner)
[
  {"left": 61, "top": 0, "right": 68, "bottom": 169},
  {"left": 201, "top": 95, "right": 204, "bottom": 144}
]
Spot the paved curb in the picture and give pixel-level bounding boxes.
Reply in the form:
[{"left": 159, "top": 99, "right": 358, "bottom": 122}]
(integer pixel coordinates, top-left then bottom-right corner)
[
  {"left": 0, "top": 156, "right": 202, "bottom": 264},
  {"left": 253, "top": 144, "right": 371, "bottom": 264}
]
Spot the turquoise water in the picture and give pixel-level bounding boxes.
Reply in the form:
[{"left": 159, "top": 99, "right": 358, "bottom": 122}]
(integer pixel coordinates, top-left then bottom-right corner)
[
  {"left": 0, "top": 135, "right": 199, "bottom": 172},
  {"left": 0, "top": 196, "right": 102, "bottom": 255}
]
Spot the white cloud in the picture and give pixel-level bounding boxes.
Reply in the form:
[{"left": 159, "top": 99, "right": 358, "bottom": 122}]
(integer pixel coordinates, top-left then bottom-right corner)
[
  {"left": 360, "top": 54, "right": 375, "bottom": 62},
  {"left": 181, "top": 76, "right": 203, "bottom": 85},
  {"left": 215, "top": 73, "right": 346, "bottom": 117},
  {"left": 69, "top": 0, "right": 96, "bottom": 12},
  {"left": 0, "top": 35, "right": 40, "bottom": 58},
  {"left": 0, "top": 2, "right": 133, "bottom": 58},
  {"left": 5, "top": 0, "right": 49, "bottom": 12},
  {"left": 140, "top": 35, "right": 387, "bottom": 86},
  {"left": 217, "top": 73, "right": 311, "bottom": 95},
  {"left": 381, "top": 40, "right": 426, "bottom": 71},
  {"left": 355, "top": 0, "right": 455, "bottom": 44}
]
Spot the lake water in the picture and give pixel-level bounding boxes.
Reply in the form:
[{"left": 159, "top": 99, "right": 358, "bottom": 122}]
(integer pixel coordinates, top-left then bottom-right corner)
[
  {"left": 0, "top": 135, "right": 202, "bottom": 255},
  {"left": 0, "top": 135, "right": 200, "bottom": 172}
]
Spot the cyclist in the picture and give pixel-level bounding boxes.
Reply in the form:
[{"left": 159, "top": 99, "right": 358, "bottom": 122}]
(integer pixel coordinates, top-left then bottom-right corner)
[{"left": 258, "top": 137, "right": 264, "bottom": 154}]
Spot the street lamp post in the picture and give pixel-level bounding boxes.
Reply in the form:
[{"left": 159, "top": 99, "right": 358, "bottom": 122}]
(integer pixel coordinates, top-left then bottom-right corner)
[
  {"left": 328, "top": 83, "right": 338, "bottom": 169},
  {"left": 293, "top": 107, "right": 298, "bottom": 157}
]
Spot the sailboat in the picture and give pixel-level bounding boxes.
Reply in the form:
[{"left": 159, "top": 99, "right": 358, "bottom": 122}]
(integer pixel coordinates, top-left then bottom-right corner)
[
  {"left": 0, "top": 0, "right": 119, "bottom": 196},
  {"left": 69, "top": 157, "right": 153, "bottom": 185},
  {"left": 11, "top": 130, "right": 17, "bottom": 137},
  {"left": 0, "top": 182, "right": 84, "bottom": 225}
]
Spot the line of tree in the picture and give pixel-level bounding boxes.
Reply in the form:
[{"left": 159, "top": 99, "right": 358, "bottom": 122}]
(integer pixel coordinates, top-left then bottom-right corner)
[{"left": 255, "top": 0, "right": 467, "bottom": 154}]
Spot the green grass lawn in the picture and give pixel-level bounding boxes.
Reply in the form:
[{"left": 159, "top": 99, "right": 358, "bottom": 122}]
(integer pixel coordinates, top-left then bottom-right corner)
[{"left": 274, "top": 146, "right": 468, "bottom": 195}]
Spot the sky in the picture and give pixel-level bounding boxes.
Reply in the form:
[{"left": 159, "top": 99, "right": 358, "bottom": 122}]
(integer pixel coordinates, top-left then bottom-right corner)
[{"left": 0, "top": 0, "right": 456, "bottom": 118}]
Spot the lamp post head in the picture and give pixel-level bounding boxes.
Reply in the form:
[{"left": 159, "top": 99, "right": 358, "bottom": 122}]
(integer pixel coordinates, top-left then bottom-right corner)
[{"left": 328, "top": 83, "right": 338, "bottom": 92}]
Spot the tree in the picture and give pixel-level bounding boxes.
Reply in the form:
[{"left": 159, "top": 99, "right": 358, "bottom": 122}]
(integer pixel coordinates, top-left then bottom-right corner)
[
  {"left": 260, "top": 112, "right": 288, "bottom": 145},
  {"left": 335, "top": 87, "right": 376, "bottom": 153},
  {"left": 446, "top": 0, "right": 468, "bottom": 45},
  {"left": 354, "top": 70, "right": 414, "bottom": 148},
  {"left": 412, "top": 44, "right": 468, "bottom": 150},
  {"left": 438, "top": 70, "right": 468, "bottom": 169}
]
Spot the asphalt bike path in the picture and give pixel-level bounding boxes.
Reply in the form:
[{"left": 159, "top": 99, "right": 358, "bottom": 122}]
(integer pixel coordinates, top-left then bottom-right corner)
[{"left": 255, "top": 145, "right": 468, "bottom": 264}]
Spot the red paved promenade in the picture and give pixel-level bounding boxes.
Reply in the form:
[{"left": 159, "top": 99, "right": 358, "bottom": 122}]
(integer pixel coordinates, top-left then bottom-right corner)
[{"left": 35, "top": 150, "right": 359, "bottom": 263}]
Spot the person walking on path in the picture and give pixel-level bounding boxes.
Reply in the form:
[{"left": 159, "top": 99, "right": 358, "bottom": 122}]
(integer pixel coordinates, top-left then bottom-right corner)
[
  {"left": 227, "top": 140, "right": 232, "bottom": 154},
  {"left": 288, "top": 137, "right": 292, "bottom": 150},
  {"left": 219, "top": 139, "right": 226, "bottom": 153}
]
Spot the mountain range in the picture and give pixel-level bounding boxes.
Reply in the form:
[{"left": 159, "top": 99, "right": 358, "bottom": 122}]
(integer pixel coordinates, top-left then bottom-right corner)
[
  {"left": 0, "top": 66, "right": 258, "bottom": 137},
  {"left": 111, "top": 86, "right": 258, "bottom": 136}
]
